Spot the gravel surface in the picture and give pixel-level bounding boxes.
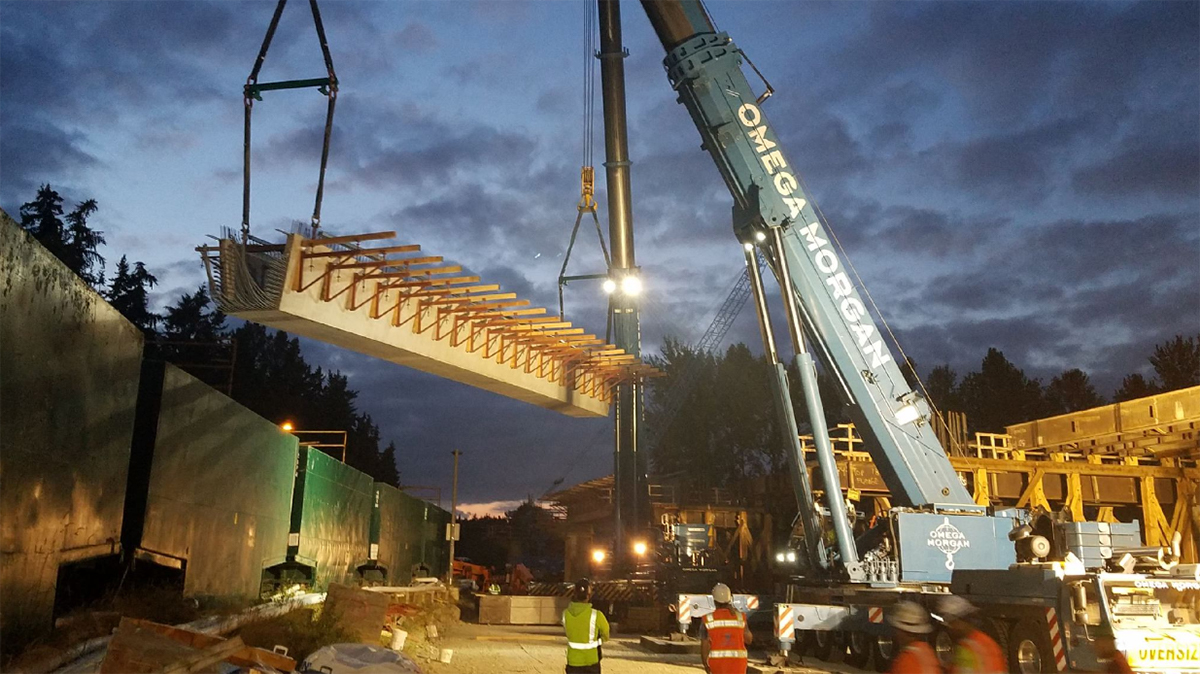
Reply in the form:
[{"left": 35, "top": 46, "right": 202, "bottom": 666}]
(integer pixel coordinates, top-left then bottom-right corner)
[{"left": 416, "top": 624, "right": 865, "bottom": 674}]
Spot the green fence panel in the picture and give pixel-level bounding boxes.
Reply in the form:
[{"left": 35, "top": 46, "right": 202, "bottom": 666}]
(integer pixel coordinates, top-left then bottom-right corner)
[
  {"left": 131, "top": 363, "right": 298, "bottom": 600},
  {"left": 293, "top": 447, "right": 374, "bottom": 589}
]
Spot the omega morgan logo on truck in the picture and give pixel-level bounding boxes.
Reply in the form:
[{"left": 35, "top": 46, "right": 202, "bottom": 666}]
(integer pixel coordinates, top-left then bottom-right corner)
[
  {"left": 735, "top": 102, "right": 893, "bottom": 373},
  {"left": 927, "top": 517, "right": 971, "bottom": 571}
]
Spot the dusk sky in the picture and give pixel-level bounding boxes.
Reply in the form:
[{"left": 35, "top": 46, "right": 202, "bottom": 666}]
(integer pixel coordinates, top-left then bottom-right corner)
[{"left": 3, "top": 1, "right": 1197, "bottom": 515}]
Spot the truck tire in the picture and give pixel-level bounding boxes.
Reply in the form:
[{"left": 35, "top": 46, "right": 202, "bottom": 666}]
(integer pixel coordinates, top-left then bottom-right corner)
[
  {"left": 983, "top": 618, "right": 1011, "bottom": 660},
  {"left": 1009, "top": 619, "right": 1054, "bottom": 673},
  {"left": 871, "top": 634, "right": 894, "bottom": 673},
  {"left": 808, "top": 630, "right": 846, "bottom": 663},
  {"left": 932, "top": 625, "right": 956, "bottom": 670},
  {"left": 846, "top": 630, "right": 872, "bottom": 669}
]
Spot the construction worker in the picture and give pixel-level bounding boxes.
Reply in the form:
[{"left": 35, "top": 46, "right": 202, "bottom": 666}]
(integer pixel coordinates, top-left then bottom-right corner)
[
  {"left": 938, "top": 595, "right": 1005, "bottom": 674},
  {"left": 887, "top": 601, "right": 941, "bottom": 674},
  {"left": 562, "top": 578, "right": 609, "bottom": 673},
  {"left": 700, "top": 583, "right": 752, "bottom": 674},
  {"left": 1092, "top": 623, "right": 1134, "bottom": 674}
]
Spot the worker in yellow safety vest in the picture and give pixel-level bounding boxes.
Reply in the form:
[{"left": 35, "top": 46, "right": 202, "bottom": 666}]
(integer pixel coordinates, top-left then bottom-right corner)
[
  {"left": 938, "top": 595, "right": 1006, "bottom": 674},
  {"left": 562, "top": 578, "right": 609, "bottom": 673}
]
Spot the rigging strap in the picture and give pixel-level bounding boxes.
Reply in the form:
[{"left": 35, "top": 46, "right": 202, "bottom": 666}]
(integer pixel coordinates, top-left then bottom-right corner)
[{"left": 242, "top": 0, "right": 339, "bottom": 244}]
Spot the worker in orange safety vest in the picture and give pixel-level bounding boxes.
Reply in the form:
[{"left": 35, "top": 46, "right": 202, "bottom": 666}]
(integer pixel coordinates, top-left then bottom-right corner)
[
  {"left": 700, "top": 583, "right": 752, "bottom": 674},
  {"left": 938, "top": 595, "right": 1006, "bottom": 674},
  {"left": 887, "top": 601, "right": 942, "bottom": 674},
  {"left": 1092, "top": 623, "right": 1134, "bottom": 674}
]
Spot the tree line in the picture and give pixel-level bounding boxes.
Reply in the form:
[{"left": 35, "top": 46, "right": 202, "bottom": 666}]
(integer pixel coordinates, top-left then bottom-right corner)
[
  {"left": 648, "top": 335, "right": 1199, "bottom": 492},
  {"left": 17, "top": 184, "right": 401, "bottom": 486},
  {"left": 455, "top": 501, "right": 565, "bottom": 579}
]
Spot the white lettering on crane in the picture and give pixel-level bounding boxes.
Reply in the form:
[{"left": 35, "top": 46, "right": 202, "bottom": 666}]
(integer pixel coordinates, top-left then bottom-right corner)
[
  {"left": 737, "top": 103, "right": 805, "bottom": 218},
  {"left": 741, "top": 103, "right": 892, "bottom": 371}
]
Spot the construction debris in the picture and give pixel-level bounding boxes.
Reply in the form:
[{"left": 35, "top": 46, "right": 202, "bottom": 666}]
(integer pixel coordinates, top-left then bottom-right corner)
[
  {"left": 325, "top": 584, "right": 392, "bottom": 645},
  {"left": 99, "top": 618, "right": 294, "bottom": 673},
  {"left": 300, "top": 644, "right": 422, "bottom": 674}
]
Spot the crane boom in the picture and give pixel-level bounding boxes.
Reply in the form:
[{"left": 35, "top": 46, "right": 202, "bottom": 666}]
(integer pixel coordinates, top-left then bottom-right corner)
[{"left": 639, "top": 1, "right": 973, "bottom": 510}]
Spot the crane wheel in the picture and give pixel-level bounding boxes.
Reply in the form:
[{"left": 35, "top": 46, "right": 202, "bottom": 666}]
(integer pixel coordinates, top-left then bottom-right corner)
[
  {"left": 1008, "top": 619, "right": 1054, "bottom": 673},
  {"left": 983, "top": 618, "right": 1011, "bottom": 661},
  {"left": 845, "top": 630, "right": 872, "bottom": 668},
  {"left": 807, "top": 630, "right": 846, "bottom": 663},
  {"left": 932, "top": 625, "right": 955, "bottom": 670},
  {"left": 870, "top": 633, "right": 894, "bottom": 672}
]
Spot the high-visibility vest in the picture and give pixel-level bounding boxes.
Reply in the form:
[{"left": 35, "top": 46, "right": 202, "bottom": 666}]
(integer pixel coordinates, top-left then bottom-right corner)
[
  {"left": 951, "top": 629, "right": 1006, "bottom": 674},
  {"left": 563, "top": 603, "right": 605, "bottom": 667},
  {"left": 703, "top": 607, "right": 748, "bottom": 674},
  {"left": 891, "top": 640, "right": 942, "bottom": 674}
]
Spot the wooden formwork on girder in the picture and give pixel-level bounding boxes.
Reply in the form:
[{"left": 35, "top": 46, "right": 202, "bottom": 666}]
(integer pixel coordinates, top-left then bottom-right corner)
[
  {"left": 801, "top": 386, "right": 1200, "bottom": 562},
  {"left": 198, "top": 230, "right": 656, "bottom": 418}
]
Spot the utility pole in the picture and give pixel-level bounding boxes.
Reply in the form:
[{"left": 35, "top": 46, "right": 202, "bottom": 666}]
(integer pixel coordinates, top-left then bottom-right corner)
[
  {"left": 446, "top": 449, "right": 461, "bottom": 585},
  {"left": 597, "top": 0, "right": 644, "bottom": 575}
]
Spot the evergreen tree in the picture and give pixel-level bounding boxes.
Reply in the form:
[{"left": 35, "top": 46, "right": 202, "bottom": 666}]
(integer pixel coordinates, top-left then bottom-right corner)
[
  {"left": 958, "top": 348, "right": 1046, "bottom": 432},
  {"left": 1113, "top": 373, "right": 1160, "bottom": 402},
  {"left": 107, "top": 255, "right": 159, "bottom": 335},
  {"left": 18, "top": 184, "right": 107, "bottom": 288},
  {"left": 924, "top": 364, "right": 961, "bottom": 416},
  {"left": 226, "top": 322, "right": 401, "bottom": 484},
  {"left": 162, "top": 286, "right": 225, "bottom": 340},
  {"left": 63, "top": 199, "right": 105, "bottom": 287},
  {"left": 1044, "top": 368, "right": 1105, "bottom": 415},
  {"left": 1150, "top": 335, "right": 1200, "bottom": 390},
  {"left": 377, "top": 442, "right": 401, "bottom": 487},
  {"left": 19, "top": 184, "right": 67, "bottom": 261},
  {"left": 158, "top": 285, "right": 230, "bottom": 387}
]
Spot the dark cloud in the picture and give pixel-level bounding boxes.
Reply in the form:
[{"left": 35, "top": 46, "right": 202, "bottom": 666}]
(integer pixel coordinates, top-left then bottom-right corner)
[
  {"left": 922, "top": 273, "right": 1064, "bottom": 315},
  {"left": 1024, "top": 214, "right": 1197, "bottom": 285},
  {"left": 391, "top": 22, "right": 438, "bottom": 53},
  {"left": 2, "top": 1, "right": 1196, "bottom": 503},
  {"left": 1073, "top": 141, "right": 1200, "bottom": 199},
  {"left": 0, "top": 121, "right": 99, "bottom": 207},
  {"left": 874, "top": 206, "right": 1004, "bottom": 257},
  {"left": 834, "top": 2, "right": 1196, "bottom": 127},
  {"left": 927, "top": 116, "right": 1095, "bottom": 201}
]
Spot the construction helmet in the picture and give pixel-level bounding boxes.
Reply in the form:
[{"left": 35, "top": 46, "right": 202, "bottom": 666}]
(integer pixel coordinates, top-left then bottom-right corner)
[
  {"left": 711, "top": 583, "right": 733, "bottom": 604},
  {"left": 937, "top": 594, "right": 977, "bottom": 622},
  {"left": 888, "top": 601, "right": 933, "bottom": 634}
]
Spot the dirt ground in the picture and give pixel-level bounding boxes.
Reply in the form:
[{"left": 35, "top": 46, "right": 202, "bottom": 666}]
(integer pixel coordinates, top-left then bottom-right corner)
[{"left": 416, "top": 623, "right": 866, "bottom": 674}]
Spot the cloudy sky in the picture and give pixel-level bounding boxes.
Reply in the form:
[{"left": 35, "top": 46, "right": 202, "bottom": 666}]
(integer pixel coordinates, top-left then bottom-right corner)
[{"left": 3, "top": 1, "right": 1197, "bottom": 514}]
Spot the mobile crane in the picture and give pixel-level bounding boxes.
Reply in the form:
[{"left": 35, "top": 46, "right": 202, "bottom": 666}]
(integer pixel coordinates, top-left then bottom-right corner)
[{"left": 639, "top": 2, "right": 1200, "bottom": 672}]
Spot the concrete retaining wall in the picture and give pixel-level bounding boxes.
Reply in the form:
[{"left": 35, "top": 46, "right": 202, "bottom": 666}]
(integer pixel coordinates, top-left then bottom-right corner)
[{"left": 0, "top": 211, "right": 143, "bottom": 641}]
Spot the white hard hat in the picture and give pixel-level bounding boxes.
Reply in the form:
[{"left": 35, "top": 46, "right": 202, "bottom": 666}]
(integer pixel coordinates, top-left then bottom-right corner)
[
  {"left": 937, "top": 594, "right": 977, "bottom": 621},
  {"left": 888, "top": 601, "right": 933, "bottom": 634},
  {"left": 712, "top": 583, "right": 733, "bottom": 604}
]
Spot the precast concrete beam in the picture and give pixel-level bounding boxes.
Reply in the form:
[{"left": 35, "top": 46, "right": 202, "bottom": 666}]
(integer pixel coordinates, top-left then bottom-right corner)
[{"left": 200, "top": 232, "right": 656, "bottom": 418}]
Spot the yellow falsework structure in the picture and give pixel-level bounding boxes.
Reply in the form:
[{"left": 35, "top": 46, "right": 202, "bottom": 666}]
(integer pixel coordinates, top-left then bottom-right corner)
[
  {"left": 800, "top": 386, "right": 1200, "bottom": 562},
  {"left": 198, "top": 230, "right": 656, "bottom": 418}
]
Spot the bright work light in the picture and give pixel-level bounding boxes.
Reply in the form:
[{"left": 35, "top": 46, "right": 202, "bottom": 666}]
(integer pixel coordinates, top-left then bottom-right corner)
[
  {"left": 633, "top": 541, "right": 648, "bottom": 556},
  {"left": 895, "top": 403, "right": 920, "bottom": 425},
  {"left": 602, "top": 279, "right": 617, "bottom": 294},
  {"left": 591, "top": 549, "right": 607, "bottom": 564},
  {"left": 621, "top": 275, "right": 642, "bottom": 296}
]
